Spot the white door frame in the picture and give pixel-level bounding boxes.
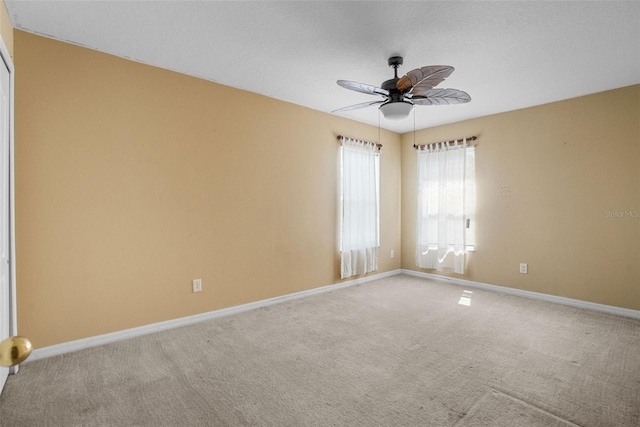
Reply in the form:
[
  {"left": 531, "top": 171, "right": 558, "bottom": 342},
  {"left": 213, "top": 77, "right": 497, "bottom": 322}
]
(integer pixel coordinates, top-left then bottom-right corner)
[{"left": 0, "top": 35, "right": 17, "bottom": 375}]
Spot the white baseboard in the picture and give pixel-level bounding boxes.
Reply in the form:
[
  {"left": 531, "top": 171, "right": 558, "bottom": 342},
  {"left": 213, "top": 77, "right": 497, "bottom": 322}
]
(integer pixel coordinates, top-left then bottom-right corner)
[
  {"left": 26, "top": 269, "right": 403, "bottom": 363},
  {"left": 401, "top": 269, "right": 640, "bottom": 319},
  {"left": 26, "top": 267, "right": 639, "bottom": 363}
]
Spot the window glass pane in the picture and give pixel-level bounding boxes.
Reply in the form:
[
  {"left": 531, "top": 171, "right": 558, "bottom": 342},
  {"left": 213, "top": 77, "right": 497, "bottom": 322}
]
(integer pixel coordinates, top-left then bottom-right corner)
[{"left": 340, "top": 145, "right": 380, "bottom": 252}]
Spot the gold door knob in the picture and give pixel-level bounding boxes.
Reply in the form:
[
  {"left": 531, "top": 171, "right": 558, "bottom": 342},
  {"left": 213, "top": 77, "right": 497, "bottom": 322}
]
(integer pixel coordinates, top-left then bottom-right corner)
[{"left": 0, "top": 336, "right": 33, "bottom": 367}]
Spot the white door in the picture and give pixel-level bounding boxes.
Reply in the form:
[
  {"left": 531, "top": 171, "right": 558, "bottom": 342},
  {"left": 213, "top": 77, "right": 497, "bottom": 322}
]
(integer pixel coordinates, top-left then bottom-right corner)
[{"left": 0, "top": 55, "right": 10, "bottom": 391}]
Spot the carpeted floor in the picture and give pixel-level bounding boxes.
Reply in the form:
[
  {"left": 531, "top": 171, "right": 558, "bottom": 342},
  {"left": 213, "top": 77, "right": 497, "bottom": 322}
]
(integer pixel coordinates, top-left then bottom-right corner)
[{"left": 1, "top": 274, "right": 639, "bottom": 426}]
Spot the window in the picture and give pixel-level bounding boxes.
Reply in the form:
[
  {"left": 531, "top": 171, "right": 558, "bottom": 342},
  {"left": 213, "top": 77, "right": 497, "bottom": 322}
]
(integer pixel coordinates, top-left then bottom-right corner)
[
  {"left": 416, "top": 142, "right": 475, "bottom": 274},
  {"left": 339, "top": 137, "right": 380, "bottom": 279}
]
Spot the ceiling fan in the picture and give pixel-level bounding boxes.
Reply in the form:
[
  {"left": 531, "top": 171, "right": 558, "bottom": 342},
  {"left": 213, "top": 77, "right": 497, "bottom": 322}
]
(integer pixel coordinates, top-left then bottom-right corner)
[{"left": 333, "top": 56, "right": 471, "bottom": 120}]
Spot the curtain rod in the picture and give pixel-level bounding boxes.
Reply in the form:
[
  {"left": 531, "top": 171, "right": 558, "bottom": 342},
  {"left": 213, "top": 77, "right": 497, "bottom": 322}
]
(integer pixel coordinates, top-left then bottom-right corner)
[
  {"left": 413, "top": 135, "right": 477, "bottom": 150},
  {"left": 337, "top": 135, "right": 382, "bottom": 149}
]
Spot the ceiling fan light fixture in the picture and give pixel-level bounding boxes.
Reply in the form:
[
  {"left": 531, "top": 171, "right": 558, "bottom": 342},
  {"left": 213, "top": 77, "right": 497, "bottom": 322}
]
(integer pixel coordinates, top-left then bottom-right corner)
[{"left": 379, "top": 101, "right": 413, "bottom": 120}]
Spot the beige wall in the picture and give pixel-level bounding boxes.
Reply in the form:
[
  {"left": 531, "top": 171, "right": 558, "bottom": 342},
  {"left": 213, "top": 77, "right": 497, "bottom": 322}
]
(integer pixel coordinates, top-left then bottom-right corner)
[
  {"left": 402, "top": 85, "right": 640, "bottom": 310},
  {"left": 14, "top": 31, "right": 401, "bottom": 348},
  {"left": 0, "top": 0, "right": 12, "bottom": 58}
]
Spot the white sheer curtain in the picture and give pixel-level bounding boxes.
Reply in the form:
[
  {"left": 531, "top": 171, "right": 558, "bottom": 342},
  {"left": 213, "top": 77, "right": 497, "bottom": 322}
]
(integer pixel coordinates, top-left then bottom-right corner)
[
  {"left": 340, "top": 137, "right": 379, "bottom": 279},
  {"left": 416, "top": 140, "right": 474, "bottom": 274}
]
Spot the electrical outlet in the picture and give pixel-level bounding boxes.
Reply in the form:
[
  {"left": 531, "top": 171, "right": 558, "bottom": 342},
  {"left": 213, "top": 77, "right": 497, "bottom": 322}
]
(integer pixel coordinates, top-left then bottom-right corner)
[
  {"left": 390, "top": 250, "right": 395, "bottom": 258},
  {"left": 192, "top": 279, "right": 202, "bottom": 292},
  {"left": 519, "top": 263, "right": 528, "bottom": 274}
]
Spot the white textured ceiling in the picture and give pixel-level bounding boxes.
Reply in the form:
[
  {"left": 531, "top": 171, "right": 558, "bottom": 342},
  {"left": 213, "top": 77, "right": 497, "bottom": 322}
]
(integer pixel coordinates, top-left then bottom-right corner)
[{"left": 5, "top": 0, "right": 640, "bottom": 133}]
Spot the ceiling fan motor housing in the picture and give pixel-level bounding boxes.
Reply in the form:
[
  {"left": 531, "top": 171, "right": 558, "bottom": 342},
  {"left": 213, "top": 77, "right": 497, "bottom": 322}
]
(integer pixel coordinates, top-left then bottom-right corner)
[
  {"left": 383, "top": 56, "right": 406, "bottom": 100},
  {"left": 381, "top": 78, "right": 403, "bottom": 101}
]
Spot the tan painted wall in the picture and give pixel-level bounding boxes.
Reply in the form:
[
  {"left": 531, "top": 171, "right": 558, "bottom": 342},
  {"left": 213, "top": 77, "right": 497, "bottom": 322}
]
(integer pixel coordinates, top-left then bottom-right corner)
[
  {"left": 14, "top": 31, "right": 401, "bottom": 348},
  {"left": 402, "top": 85, "right": 640, "bottom": 310},
  {"left": 0, "top": 0, "right": 13, "bottom": 58}
]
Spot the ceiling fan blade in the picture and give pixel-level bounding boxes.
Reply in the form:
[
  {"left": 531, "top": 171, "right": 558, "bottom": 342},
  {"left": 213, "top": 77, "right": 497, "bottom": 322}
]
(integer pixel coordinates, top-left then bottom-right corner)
[
  {"left": 411, "top": 88, "right": 471, "bottom": 105},
  {"left": 397, "top": 66, "right": 454, "bottom": 93},
  {"left": 331, "top": 100, "right": 385, "bottom": 113},
  {"left": 337, "top": 80, "right": 389, "bottom": 97}
]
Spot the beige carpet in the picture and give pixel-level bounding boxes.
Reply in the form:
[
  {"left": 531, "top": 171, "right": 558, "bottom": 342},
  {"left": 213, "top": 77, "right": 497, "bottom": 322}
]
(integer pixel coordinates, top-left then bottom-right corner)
[
  {"left": 455, "top": 390, "right": 580, "bottom": 427},
  {"left": 0, "top": 274, "right": 638, "bottom": 426}
]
